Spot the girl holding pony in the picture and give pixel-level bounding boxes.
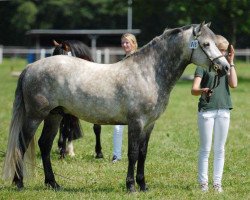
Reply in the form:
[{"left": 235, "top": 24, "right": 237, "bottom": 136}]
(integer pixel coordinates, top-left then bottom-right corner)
[{"left": 191, "top": 35, "right": 237, "bottom": 192}]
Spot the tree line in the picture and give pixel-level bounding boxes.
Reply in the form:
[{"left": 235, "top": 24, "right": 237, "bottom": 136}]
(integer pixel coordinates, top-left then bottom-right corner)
[{"left": 0, "top": 0, "right": 249, "bottom": 48}]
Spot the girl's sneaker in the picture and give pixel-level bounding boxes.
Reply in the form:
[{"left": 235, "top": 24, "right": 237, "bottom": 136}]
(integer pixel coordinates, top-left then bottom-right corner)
[
  {"left": 213, "top": 184, "right": 223, "bottom": 193},
  {"left": 112, "top": 155, "right": 121, "bottom": 163},
  {"left": 200, "top": 183, "right": 209, "bottom": 192}
]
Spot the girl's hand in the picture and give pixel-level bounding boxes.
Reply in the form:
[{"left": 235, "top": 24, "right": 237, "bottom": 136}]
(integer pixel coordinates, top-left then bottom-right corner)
[
  {"left": 227, "top": 45, "right": 235, "bottom": 65},
  {"left": 202, "top": 88, "right": 213, "bottom": 96}
]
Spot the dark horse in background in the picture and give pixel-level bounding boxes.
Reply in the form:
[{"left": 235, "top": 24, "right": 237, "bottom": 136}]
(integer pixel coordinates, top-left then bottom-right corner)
[
  {"left": 52, "top": 40, "right": 103, "bottom": 159},
  {"left": 2, "top": 23, "right": 230, "bottom": 192}
]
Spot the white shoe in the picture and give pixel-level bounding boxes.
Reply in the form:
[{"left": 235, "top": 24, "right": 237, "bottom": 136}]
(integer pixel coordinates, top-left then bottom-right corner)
[
  {"left": 213, "top": 184, "right": 223, "bottom": 193},
  {"left": 200, "top": 183, "right": 209, "bottom": 192},
  {"left": 112, "top": 155, "right": 121, "bottom": 163}
]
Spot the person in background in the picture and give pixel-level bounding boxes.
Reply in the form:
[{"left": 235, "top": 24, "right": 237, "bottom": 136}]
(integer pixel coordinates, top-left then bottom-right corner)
[
  {"left": 112, "top": 33, "right": 138, "bottom": 163},
  {"left": 191, "top": 35, "right": 237, "bottom": 192}
]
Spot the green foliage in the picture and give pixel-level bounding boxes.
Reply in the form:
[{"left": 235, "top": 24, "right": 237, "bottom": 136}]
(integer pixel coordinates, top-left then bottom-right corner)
[
  {"left": 0, "top": 59, "right": 249, "bottom": 199},
  {"left": 1, "top": 0, "right": 250, "bottom": 47},
  {"left": 11, "top": 1, "right": 38, "bottom": 31}
]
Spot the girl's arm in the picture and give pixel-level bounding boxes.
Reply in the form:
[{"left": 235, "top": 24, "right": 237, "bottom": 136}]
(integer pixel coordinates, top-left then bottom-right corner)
[
  {"left": 191, "top": 76, "right": 211, "bottom": 96},
  {"left": 227, "top": 45, "right": 238, "bottom": 88}
]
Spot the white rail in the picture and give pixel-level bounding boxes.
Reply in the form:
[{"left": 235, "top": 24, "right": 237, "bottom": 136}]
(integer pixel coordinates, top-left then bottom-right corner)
[{"left": 0, "top": 46, "right": 249, "bottom": 64}]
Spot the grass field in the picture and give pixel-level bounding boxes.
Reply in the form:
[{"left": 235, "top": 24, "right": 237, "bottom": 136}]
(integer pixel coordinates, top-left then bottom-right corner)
[{"left": 0, "top": 58, "right": 249, "bottom": 199}]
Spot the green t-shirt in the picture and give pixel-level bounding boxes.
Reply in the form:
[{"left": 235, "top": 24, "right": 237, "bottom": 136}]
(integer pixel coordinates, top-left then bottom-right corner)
[{"left": 194, "top": 66, "right": 232, "bottom": 112}]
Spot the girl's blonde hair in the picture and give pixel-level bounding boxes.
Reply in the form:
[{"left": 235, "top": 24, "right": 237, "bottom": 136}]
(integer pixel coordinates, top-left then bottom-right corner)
[
  {"left": 121, "top": 33, "right": 138, "bottom": 51},
  {"left": 216, "top": 35, "right": 229, "bottom": 50}
]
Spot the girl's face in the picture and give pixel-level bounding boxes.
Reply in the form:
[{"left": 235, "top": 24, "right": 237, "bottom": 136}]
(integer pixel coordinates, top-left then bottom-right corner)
[
  {"left": 121, "top": 38, "right": 134, "bottom": 55},
  {"left": 218, "top": 44, "right": 228, "bottom": 56}
]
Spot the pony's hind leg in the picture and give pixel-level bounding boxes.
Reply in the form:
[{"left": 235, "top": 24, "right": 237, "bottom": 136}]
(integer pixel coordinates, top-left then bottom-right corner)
[
  {"left": 12, "top": 117, "right": 42, "bottom": 189},
  {"left": 38, "top": 113, "right": 62, "bottom": 190},
  {"left": 93, "top": 124, "right": 103, "bottom": 158},
  {"left": 136, "top": 123, "right": 154, "bottom": 192}
]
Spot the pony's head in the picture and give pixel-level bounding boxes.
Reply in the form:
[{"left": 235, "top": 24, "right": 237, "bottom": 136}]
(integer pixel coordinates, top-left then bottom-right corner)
[
  {"left": 52, "top": 40, "right": 93, "bottom": 61},
  {"left": 188, "top": 22, "right": 230, "bottom": 76},
  {"left": 52, "top": 40, "right": 70, "bottom": 56}
]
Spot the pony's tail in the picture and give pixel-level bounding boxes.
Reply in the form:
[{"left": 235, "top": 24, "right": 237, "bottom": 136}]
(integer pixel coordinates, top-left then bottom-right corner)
[{"left": 2, "top": 68, "right": 35, "bottom": 180}]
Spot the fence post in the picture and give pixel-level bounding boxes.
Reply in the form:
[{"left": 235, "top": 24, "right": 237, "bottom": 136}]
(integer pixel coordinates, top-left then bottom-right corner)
[
  {"left": 96, "top": 50, "right": 102, "bottom": 63},
  {"left": 247, "top": 48, "right": 250, "bottom": 63},
  {"left": 40, "top": 49, "right": 46, "bottom": 59},
  {"left": 104, "top": 48, "right": 110, "bottom": 64},
  {"left": 0, "top": 45, "right": 3, "bottom": 64}
]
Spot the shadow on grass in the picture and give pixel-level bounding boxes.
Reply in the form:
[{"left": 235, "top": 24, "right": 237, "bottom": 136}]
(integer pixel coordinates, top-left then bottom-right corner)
[{"left": 0, "top": 183, "right": 125, "bottom": 194}]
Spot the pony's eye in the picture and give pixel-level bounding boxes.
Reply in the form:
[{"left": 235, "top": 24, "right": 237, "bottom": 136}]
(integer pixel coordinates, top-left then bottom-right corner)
[{"left": 203, "top": 42, "right": 210, "bottom": 47}]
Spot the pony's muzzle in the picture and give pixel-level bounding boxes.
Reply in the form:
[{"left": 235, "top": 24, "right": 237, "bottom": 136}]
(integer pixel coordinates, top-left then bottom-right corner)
[
  {"left": 218, "top": 63, "right": 230, "bottom": 76},
  {"left": 224, "top": 65, "right": 229, "bottom": 72}
]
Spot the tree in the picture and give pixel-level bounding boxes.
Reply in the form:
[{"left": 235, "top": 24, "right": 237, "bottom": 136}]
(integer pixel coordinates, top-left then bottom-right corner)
[
  {"left": 0, "top": 0, "right": 249, "bottom": 47},
  {"left": 11, "top": 1, "right": 38, "bottom": 31}
]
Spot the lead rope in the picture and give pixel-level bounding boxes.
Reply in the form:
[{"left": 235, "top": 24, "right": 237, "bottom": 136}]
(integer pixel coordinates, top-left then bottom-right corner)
[{"left": 205, "top": 72, "right": 220, "bottom": 102}]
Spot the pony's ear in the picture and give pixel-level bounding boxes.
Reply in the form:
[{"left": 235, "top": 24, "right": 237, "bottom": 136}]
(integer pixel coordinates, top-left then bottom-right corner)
[
  {"left": 194, "top": 22, "right": 205, "bottom": 37},
  {"left": 53, "top": 40, "right": 60, "bottom": 46},
  {"left": 205, "top": 22, "right": 211, "bottom": 27}
]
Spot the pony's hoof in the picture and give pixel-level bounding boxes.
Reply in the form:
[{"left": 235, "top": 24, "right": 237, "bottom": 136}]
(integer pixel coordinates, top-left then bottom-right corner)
[
  {"left": 95, "top": 152, "right": 103, "bottom": 159},
  {"left": 68, "top": 152, "right": 75, "bottom": 157},
  {"left": 13, "top": 181, "right": 24, "bottom": 190},
  {"left": 59, "top": 149, "right": 66, "bottom": 159},
  {"left": 59, "top": 154, "right": 65, "bottom": 159},
  {"left": 45, "top": 181, "right": 61, "bottom": 190},
  {"left": 127, "top": 184, "right": 136, "bottom": 193},
  {"left": 139, "top": 184, "right": 148, "bottom": 192},
  {"left": 136, "top": 176, "right": 148, "bottom": 191}
]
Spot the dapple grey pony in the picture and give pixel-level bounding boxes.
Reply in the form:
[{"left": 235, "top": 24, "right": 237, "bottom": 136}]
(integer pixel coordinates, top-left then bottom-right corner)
[{"left": 2, "top": 22, "right": 230, "bottom": 192}]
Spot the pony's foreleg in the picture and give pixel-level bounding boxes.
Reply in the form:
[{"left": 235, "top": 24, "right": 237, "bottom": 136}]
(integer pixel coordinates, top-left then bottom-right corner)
[
  {"left": 57, "top": 123, "right": 63, "bottom": 150},
  {"left": 65, "top": 115, "right": 82, "bottom": 157},
  {"left": 93, "top": 124, "right": 103, "bottom": 158},
  {"left": 136, "top": 123, "right": 154, "bottom": 192},
  {"left": 58, "top": 118, "right": 68, "bottom": 159},
  {"left": 67, "top": 141, "right": 75, "bottom": 157},
  {"left": 38, "top": 113, "right": 62, "bottom": 190},
  {"left": 57, "top": 124, "right": 64, "bottom": 156},
  {"left": 126, "top": 121, "right": 143, "bottom": 192},
  {"left": 66, "top": 117, "right": 75, "bottom": 157}
]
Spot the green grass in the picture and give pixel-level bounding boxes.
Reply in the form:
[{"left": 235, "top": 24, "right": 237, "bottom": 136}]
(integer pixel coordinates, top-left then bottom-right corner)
[{"left": 0, "top": 58, "right": 249, "bottom": 199}]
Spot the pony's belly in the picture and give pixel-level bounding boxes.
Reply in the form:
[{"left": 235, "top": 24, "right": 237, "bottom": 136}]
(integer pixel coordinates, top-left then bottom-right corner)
[
  {"left": 79, "top": 114, "right": 127, "bottom": 125},
  {"left": 65, "top": 104, "right": 127, "bottom": 125}
]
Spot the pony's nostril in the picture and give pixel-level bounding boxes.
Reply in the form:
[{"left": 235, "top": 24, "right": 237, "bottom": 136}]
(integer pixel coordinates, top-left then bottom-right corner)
[{"left": 225, "top": 66, "right": 229, "bottom": 71}]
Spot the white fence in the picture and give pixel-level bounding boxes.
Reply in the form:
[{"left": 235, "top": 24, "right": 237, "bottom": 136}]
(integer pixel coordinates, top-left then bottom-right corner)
[
  {"left": 0, "top": 46, "right": 125, "bottom": 64},
  {"left": 0, "top": 46, "right": 250, "bottom": 64}
]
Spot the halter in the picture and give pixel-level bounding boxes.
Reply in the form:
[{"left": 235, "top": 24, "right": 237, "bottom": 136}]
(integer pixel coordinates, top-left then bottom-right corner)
[
  {"left": 189, "top": 27, "right": 224, "bottom": 73},
  {"left": 189, "top": 26, "right": 224, "bottom": 102}
]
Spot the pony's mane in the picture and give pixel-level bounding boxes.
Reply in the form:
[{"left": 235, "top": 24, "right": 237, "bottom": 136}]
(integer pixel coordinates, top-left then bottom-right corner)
[
  {"left": 163, "top": 24, "right": 193, "bottom": 37},
  {"left": 126, "top": 25, "right": 193, "bottom": 59}
]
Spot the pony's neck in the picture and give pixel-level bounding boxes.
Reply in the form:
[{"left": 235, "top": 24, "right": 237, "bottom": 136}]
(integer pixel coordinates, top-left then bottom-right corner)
[
  {"left": 129, "top": 27, "right": 192, "bottom": 87},
  {"left": 153, "top": 29, "right": 190, "bottom": 87}
]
